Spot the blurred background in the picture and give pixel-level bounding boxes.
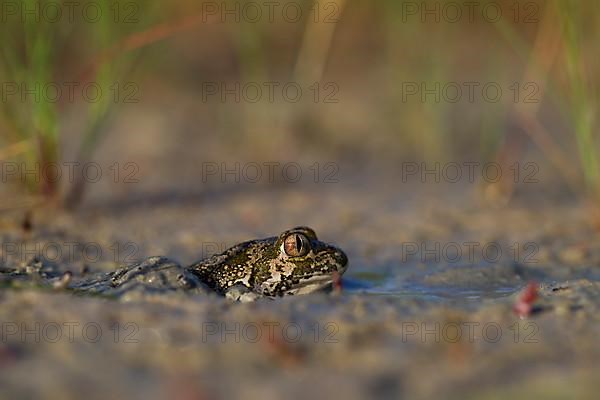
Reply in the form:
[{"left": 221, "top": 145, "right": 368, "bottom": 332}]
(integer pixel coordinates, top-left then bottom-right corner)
[
  {"left": 1, "top": 0, "right": 597, "bottom": 208},
  {"left": 2, "top": 1, "right": 600, "bottom": 399}
]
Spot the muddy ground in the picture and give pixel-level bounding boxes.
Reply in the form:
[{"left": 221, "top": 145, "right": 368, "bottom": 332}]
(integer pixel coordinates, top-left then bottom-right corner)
[{"left": 1, "top": 180, "right": 600, "bottom": 399}]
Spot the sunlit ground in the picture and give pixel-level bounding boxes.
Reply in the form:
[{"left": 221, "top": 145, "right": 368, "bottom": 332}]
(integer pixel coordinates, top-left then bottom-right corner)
[{"left": 1, "top": 1, "right": 600, "bottom": 399}]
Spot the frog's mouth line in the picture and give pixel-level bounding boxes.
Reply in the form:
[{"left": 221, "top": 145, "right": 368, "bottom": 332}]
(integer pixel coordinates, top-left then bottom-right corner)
[{"left": 288, "top": 274, "right": 335, "bottom": 295}]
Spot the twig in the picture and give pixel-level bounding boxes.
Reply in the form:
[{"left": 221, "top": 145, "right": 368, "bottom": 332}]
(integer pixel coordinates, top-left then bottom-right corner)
[
  {"left": 293, "top": 0, "right": 347, "bottom": 84},
  {"left": 78, "top": 13, "right": 216, "bottom": 81},
  {"left": 0, "top": 140, "right": 32, "bottom": 161},
  {"left": 0, "top": 196, "right": 45, "bottom": 213},
  {"left": 510, "top": 3, "right": 583, "bottom": 191}
]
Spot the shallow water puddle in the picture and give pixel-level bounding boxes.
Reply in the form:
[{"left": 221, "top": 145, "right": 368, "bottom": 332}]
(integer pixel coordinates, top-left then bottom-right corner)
[{"left": 343, "top": 262, "right": 550, "bottom": 305}]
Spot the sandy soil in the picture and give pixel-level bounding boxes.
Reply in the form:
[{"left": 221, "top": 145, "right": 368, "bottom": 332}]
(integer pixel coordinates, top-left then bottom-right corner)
[{"left": 1, "top": 182, "right": 600, "bottom": 399}]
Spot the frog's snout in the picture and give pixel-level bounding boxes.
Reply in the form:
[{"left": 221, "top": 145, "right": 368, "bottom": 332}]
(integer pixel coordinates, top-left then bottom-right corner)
[
  {"left": 332, "top": 247, "right": 349, "bottom": 274},
  {"left": 312, "top": 240, "right": 348, "bottom": 276}
]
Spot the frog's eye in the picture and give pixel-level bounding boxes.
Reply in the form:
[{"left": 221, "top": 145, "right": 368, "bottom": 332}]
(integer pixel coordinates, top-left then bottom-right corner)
[{"left": 283, "top": 233, "right": 310, "bottom": 257}]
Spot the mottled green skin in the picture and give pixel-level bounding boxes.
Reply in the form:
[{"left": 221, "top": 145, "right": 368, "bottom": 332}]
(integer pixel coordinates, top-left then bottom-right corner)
[{"left": 188, "top": 227, "right": 348, "bottom": 297}]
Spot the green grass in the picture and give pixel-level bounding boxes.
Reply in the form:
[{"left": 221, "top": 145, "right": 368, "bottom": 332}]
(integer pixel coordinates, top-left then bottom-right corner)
[
  {"left": 556, "top": 0, "right": 599, "bottom": 195},
  {"left": 1, "top": 0, "right": 600, "bottom": 204},
  {"left": 0, "top": 0, "right": 157, "bottom": 206},
  {"left": 1, "top": 0, "right": 59, "bottom": 195}
]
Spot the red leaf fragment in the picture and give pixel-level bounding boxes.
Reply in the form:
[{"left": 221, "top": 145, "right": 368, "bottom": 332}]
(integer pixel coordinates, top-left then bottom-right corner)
[
  {"left": 332, "top": 271, "right": 343, "bottom": 295},
  {"left": 513, "top": 281, "right": 538, "bottom": 318}
]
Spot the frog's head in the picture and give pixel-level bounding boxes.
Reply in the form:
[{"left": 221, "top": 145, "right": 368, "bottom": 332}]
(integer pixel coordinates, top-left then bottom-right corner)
[{"left": 259, "top": 226, "right": 348, "bottom": 296}]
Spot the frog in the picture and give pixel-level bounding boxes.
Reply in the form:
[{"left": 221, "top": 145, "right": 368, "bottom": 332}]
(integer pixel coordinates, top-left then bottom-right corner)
[{"left": 71, "top": 227, "right": 348, "bottom": 302}]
